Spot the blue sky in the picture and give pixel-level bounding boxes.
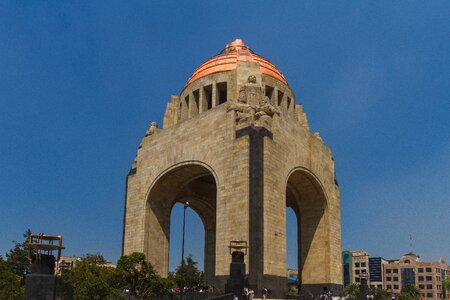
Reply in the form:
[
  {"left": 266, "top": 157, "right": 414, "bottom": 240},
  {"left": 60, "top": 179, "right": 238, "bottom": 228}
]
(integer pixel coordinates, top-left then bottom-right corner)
[{"left": 1, "top": 1, "right": 449, "bottom": 271}]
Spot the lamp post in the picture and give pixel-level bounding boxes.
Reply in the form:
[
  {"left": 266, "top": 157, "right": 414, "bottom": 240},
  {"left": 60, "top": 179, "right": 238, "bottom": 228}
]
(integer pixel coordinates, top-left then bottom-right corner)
[{"left": 181, "top": 202, "right": 189, "bottom": 291}]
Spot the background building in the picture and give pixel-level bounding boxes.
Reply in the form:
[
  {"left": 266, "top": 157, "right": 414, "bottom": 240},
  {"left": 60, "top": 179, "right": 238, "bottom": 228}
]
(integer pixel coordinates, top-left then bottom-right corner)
[
  {"left": 343, "top": 251, "right": 450, "bottom": 299},
  {"left": 343, "top": 250, "right": 369, "bottom": 286},
  {"left": 383, "top": 253, "right": 450, "bottom": 299}
]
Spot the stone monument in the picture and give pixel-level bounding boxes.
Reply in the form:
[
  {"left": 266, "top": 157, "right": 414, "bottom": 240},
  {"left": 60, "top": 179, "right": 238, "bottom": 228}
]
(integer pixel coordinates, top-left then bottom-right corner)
[
  {"left": 122, "top": 39, "right": 343, "bottom": 298},
  {"left": 25, "top": 233, "right": 63, "bottom": 300}
]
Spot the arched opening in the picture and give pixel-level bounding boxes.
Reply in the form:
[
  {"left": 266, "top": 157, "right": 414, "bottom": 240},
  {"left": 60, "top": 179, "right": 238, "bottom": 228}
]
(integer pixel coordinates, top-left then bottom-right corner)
[
  {"left": 286, "top": 207, "right": 299, "bottom": 290},
  {"left": 144, "top": 163, "right": 217, "bottom": 285},
  {"left": 169, "top": 203, "right": 205, "bottom": 272},
  {"left": 286, "top": 168, "right": 329, "bottom": 293}
]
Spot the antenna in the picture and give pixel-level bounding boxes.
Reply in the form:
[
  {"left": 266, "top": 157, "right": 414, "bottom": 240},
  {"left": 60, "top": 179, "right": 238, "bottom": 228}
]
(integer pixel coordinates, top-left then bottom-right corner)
[{"left": 409, "top": 234, "right": 414, "bottom": 253}]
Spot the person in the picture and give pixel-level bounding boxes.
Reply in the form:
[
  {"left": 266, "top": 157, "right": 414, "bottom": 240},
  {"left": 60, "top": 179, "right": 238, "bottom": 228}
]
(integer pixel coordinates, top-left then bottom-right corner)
[
  {"left": 262, "top": 287, "right": 268, "bottom": 299},
  {"left": 248, "top": 289, "right": 254, "bottom": 300},
  {"left": 233, "top": 295, "right": 239, "bottom": 300},
  {"left": 243, "top": 288, "right": 248, "bottom": 300}
]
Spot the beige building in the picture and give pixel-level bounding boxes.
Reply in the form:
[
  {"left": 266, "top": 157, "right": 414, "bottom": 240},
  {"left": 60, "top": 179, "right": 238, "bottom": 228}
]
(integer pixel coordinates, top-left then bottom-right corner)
[
  {"left": 383, "top": 253, "right": 450, "bottom": 300},
  {"left": 122, "top": 39, "right": 342, "bottom": 297}
]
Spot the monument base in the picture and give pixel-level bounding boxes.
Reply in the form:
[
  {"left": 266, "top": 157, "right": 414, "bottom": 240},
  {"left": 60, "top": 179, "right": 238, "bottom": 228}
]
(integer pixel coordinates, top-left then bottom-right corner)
[{"left": 25, "top": 274, "right": 56, "bottom": 300}]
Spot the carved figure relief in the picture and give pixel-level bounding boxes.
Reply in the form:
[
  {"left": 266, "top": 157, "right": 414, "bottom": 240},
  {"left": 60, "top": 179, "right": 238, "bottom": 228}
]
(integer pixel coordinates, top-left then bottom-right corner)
[{"left": 227, "top": 75, "right": 280, "bottom": 127}]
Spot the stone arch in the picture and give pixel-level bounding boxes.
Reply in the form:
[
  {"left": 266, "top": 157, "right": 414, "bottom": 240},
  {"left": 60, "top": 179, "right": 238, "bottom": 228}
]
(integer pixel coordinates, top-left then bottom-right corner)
[
  {"left": 144, "top": 161, "right": 218, "bottom": 284},
  {"left": 285, "top": 167, "right": 331, "bottom": 293}
]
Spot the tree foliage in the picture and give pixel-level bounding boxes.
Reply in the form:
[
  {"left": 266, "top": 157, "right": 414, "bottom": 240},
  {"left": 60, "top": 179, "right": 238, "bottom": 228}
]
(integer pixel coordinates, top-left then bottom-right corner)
[
  {"left": 0, "top": 257, "right": 24, "bottom": 300},
  {"left": 56, "top": 253, "right": 119, "bottom": 300},
  {"left": 175, "top": 255, "right": 202, "bottom": 288},
  {"left": 344, "top": 283, "right": 360, "bottom": 300},
  {"left": 114, "top": 252, "right": 173, "bottom": 299},
  {"left": 444, "top": 277, "right": 450, "bottom": 292},
  {"left": 5, "top": 229, "right": 31, "bottom": 280},
  {"left": 398, "top": 284, "right": 421, "bottom": 300},
  {"left": 369, "top": 287, "right": 390, "bottom": 300}
]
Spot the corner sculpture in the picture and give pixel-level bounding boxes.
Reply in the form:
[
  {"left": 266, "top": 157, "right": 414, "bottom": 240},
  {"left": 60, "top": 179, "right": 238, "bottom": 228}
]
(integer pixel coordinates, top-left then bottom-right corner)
[
  {"left": 123, "top": 39, "right": 342, "bottom": 298},
  {"left": 227, "top": 75, "right": 280, "bottom": 127}
]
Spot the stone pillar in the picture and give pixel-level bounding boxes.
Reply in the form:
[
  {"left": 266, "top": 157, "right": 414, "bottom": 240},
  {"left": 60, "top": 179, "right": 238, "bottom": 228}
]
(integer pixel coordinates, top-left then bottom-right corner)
[
  {"left": 199, "top": 87, "right": 207, "bottom": 113},
  {"left": 212, "top": 81, "right": 218, "bottom": 108}
]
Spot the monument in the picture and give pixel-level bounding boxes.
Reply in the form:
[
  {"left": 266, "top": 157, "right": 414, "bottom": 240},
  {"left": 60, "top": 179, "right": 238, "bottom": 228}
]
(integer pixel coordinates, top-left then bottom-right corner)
[
  {"left": 122, "top": 39, "right": 342, "bottom": 297},
  {"left": 25, "top": 233, "right": 64, "bottom": 300}
]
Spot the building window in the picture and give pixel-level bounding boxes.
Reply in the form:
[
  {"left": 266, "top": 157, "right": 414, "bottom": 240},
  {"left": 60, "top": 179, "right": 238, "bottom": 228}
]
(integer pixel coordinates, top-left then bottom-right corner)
[
  {"left": 419, "top": 284, "right": 424, "bottom": 289},
  {"left": 377, "top": 285, "right": 382, "bottom": 289},
  {"left": 355, "top": 262, "right": 360, "bottom": 267},
  {"left": 419, "top": 276, "right": 424, "bottom": 281},
  {"left": 361, "top": 262, "right": 366, "bottom": 267},
  {"left": 355, "top": 270, "right": 360, "bottom": 274},
  {"left": 394, "top": 285, "right": 399, "bottom": 290},
  {"left": 394, "top": 277, "right": 399, "bottom": 281},
  {"left": 217, "top": 82, "right": 228, "bottom": 105},
  {"left": 405, "top": 259, "right": 410, "bottom": 264},
  {"left": 426, "top": 276, "right": 432, "bottom": 281},
  {"left": 418, "top": 268, "right": 424, "bottom": 273},
  {"left": 426, "top": 267, "right": 432, "bottom": 272},
  {"left": 387, "top": 277, "right": 392, "bottom": 281},
  {"left": 437, "top": 276, "right": 441, "bottom": 281},
  {"left": 356, "top": 277, "right": 360, "bottom": 282},
  {"left": 387, "top": 285, "right": 392, "bottom": 290},
  {"left": 427, "top": 284, "right": 433, "bottom": 289},
  {"left": 393, "top": 269, "right": 399, "bottom": 273},
  {"left": 387, "top": 269, "right": 392, "bottom": 274},
  {"left": 426, "top": 293, "right": 433, "bottom": 298}
]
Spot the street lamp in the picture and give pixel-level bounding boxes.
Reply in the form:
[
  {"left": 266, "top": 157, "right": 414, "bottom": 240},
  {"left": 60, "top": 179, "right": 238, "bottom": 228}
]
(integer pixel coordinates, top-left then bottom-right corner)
[{"left": 181, "top": 201, "right": 189, "bottom": 268}]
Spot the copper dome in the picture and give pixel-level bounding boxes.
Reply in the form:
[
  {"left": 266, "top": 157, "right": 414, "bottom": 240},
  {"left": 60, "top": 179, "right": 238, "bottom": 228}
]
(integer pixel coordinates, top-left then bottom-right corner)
[{"left": 185, "top": 39, "right": 287, "bottom": 86}]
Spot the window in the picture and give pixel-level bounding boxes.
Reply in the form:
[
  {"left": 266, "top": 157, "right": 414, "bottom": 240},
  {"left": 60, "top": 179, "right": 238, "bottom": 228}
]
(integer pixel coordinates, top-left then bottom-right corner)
[
  {"left": 426, "top": 267, "right": 432, "bottom": 272},
  {"left": 394, "top": 285, "right": 399, "bottom": 290},
  {"left": 217, "top": 82, "right": 227, "bottom": 105},
  {"left": 427, "top": 284, "right": 433, "bottom": 289},
  {"left": 405, "top": 259, "right": 411, "bottom": 263},
  {"left": 393, "top": 269, "right": 399, "bottom": 273},
  {"left": 427, "top": 293, "right": 433, "bottom": 298},
  {"left": 387, "top": 277, "right": 392, "bottom": 281},
  {"left": 361, "top": 262, "right": 366, "bottom": 267},
  {"left": 377, "top": 285, "right": 382, "bottom": 289},
  {"left": 437, "top": 276, "right": 441, "bottom": 281},
  {"left": 426, "top": 276, "right": 432, "bottom": 281},
  {"left": 355, "top": 270, "right": 360, "bottom": 274},
  {"left": 419, "top": 284, "right": 424, "bottom": 289},
  {"left": 355, "top": 262, "right": 360, "bottom": 267},
  {"left": 387, "top": 285, "right": 392, "bottom": 289},
  {"left": 419, "top": 276, "right": 424, "bottom": 281},
  {"left": 387, "top": 269, "right": 392, "bottom": 274},
  {"left": 204, "top": 85, "right": 213, "bottom": 109},
  {"left": 356, "top": 277, "right": 360, "bottom": 282},
  {"left": 418, "top": 268, "right": 424, "bottom": 273},
  {"left": 394, "top": 277, "right": 399, "bottom": 282}
]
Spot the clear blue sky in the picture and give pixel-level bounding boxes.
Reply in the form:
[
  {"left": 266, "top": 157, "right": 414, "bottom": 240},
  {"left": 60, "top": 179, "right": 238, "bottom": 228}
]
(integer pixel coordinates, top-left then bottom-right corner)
[{"left": 1, "top": 1, "right": 449, "bottom": 271}]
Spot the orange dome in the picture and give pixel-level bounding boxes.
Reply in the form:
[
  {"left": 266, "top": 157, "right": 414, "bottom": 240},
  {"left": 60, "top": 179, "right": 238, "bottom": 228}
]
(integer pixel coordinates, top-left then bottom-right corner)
[{"left": 185, "top": 39, "right": 287, "bottom": 86}]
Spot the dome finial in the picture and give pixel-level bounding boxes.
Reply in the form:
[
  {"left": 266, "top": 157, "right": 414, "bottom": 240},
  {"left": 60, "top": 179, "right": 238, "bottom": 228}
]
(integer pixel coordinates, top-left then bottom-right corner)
[{"left": 224, "top": 39, "right": 248, "bottom": 53}]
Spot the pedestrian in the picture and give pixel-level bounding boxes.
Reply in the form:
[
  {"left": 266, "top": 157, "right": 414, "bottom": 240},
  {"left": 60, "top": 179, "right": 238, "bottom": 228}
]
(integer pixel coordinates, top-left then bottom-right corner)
[
  {"left": 243, "top": 287, "right": 248, "bottom": 300},
  {"left": 262, "top": 287, "right": 268, "bottom": 299},
  {"left": 233, "top": 295, "right": 239, "bottom": 300},
  {"left": 248, "top": 289, "right": 254, "bottom": 300}
]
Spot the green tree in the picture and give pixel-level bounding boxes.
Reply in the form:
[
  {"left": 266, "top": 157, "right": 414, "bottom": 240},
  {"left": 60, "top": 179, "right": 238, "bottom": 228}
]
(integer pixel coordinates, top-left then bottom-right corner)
[
  {"left": 175, "top": 255, "right": 202, "bottom": 288},
  {"left": 56, "top": 253, "right": 118, "bottom": 300},
  {"left": 444, "top": 277, "right": 450, "bottom": 292},
  {"left": 114, "top": 252, "right": 173, "bottom": 300},
  {"left": 343, "top": 283, "right": 360, "bottom": 300},
  {"left": 369, "top": 287, "right": 390, "bottom": 300},
  {"left": 6, "top": 229, "right": 31, "bottom": 281},
  {"left": 398, "top": 284, "right": 421, "bottom": 300},
  {"left": 0, "top": 257, "right": 24, "bottom": 300}
]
